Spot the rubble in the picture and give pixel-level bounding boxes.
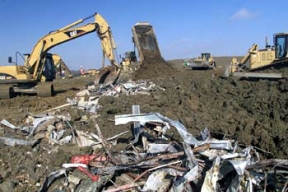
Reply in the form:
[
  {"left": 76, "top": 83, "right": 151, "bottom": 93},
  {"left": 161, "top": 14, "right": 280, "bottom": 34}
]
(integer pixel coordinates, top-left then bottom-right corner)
[
  {"left": 1, "top": 80, "right": 288, "bottom": 192},
  {"left": 0, "top": 101, "right": 288, "bottom": 191}
]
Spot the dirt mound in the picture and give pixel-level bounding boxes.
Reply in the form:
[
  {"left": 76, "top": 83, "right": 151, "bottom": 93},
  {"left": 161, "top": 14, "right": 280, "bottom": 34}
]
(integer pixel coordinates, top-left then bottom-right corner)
[
  {"left": 1, "top": 57, "right": 288, "bottom": 191},
  {"left": 98, "top": 72, "right": 288, "bottom": 159},
  {"left": 133, "top": 54, "right": 178, "bottom": 80}
]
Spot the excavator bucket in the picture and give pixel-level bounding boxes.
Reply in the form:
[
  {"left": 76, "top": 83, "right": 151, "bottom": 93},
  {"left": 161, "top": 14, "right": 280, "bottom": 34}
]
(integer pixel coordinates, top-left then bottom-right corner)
[{"left": 94, "top": 65, "right": 120, "bottom": 86}]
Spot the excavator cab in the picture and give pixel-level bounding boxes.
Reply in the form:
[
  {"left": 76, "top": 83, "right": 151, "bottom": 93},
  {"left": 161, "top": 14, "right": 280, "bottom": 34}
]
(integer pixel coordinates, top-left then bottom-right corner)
[
  {"left": 274, "top": 33, "right": 288, "bottom": 59},
  {"left": 23, "top": 53, "right": 56, "bottom": 81}
]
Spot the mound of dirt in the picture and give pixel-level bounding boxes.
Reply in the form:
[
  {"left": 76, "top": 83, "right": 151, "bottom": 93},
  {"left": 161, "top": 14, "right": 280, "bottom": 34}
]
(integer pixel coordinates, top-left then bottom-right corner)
[
  {"left": 133, "top": 53, "right": 179, "bottom": 81},
  {"left": 98, "top": 70, "right": 288, "bottom": 159},
  {"left": 1, "top": 57, "right": 288, "bottom": 191}
]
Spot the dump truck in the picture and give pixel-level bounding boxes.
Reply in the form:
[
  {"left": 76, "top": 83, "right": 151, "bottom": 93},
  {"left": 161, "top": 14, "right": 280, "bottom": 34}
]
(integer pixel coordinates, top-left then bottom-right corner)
[
  {"left": 225, "top": 33, "right": 288, "bottom": 79},
  {"left": 120, "top": 22, "right": 163, "bottom": 69},
  {"left": 132, "top": 22, "right": 164, "bottom": 63}
]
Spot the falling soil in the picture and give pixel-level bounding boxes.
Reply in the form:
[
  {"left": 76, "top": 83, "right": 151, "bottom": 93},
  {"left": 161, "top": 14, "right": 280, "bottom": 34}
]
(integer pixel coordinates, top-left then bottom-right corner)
[
  {"left": 1, "top": 57, "right": 288, "bottom": 191},
  {"left": 133, "top": 51, "right": 177, "bottom": 80}
]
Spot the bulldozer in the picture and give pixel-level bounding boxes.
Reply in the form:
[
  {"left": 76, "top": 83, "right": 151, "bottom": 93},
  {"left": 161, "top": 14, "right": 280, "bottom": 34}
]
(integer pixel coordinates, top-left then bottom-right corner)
[
  {"left": 120, "top": 51, "right": 139, "bottom": 72},
  {"left": 120, "top": 51, "right": 137, "bottom": 66},
  {"left": 225, "top": 33, "right": 288, "bottom": 78},
  {"left": 183, "top": 52, "right": 216, "bottom": 70},
  {"left": 0, "top": 12, "right": 121, "bottom": 99}
]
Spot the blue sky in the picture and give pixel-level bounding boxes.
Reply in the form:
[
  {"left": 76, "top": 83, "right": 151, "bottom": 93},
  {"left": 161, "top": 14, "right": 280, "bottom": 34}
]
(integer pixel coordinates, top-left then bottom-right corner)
[{"left": 1, "top": 0, "right": 288, "bottom": 70}]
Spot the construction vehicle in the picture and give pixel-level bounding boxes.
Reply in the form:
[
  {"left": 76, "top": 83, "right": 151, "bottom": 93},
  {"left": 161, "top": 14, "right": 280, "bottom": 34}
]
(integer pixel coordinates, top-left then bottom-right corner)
[
  {"left": 52, "top": 54, "right": 73, "bottom": 78},
  {"left": 95, "top": 22, "right": 164, "bottom": 86},
  {"left": 183, "top": 53, "right": 216, "bottom": 70},
  {"left": 84, "top": 69, "right": 99, "bottom": 76},
  {"left": 225, "top": 33, "right": 288, "bottom": 78},
  {"left": 132, "top": 22, "right": 164, "bottom": 63},
  {"left": 0, "top": 12, "right": 120, "bottom": 99},
  {"left": 7, "top": 52, "right": 72, "bottom": 78},
  {"left": 119, "top": 22, "right": 160, "bottom": 68},
  {"left": 120, "top": 51, "right": 138, "bottom": 68}
]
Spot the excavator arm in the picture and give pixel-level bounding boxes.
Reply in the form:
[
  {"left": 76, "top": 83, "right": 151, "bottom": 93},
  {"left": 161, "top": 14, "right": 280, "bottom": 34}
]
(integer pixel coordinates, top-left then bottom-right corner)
[{"left": 25, "top": 13, "right": 119, "bottom": 81}]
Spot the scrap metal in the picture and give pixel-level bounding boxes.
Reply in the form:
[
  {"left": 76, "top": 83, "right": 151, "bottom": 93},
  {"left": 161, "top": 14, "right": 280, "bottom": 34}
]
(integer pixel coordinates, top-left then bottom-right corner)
[{"left": 2, "top": 89, "right": 288, "bottom": 192}]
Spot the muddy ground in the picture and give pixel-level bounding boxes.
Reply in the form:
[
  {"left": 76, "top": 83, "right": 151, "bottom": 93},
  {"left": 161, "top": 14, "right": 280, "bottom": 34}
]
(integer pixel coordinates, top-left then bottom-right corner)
[{"left": 1, "top": 56, "right": 288, "bottom": 191}]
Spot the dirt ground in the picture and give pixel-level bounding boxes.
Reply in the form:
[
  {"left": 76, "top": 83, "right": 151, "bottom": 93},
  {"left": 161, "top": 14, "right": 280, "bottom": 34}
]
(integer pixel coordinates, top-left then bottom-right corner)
[{"left": 1, "top": 56, "right": 288, "bottom": 191}]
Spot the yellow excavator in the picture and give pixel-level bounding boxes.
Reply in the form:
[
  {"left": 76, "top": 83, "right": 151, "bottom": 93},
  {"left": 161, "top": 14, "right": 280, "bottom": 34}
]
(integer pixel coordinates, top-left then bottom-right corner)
[
  {"left": 0, "top": 12, "right": 120, "bottom": 99},
  {"left": 7, "top": 52, "right": 73, "bottom": 78},
  {"left": 225, "top": 33, "right": 288, "bottom": 78},
  {"left": 51, "top": 54, "right": 73, "bottom": 79}
]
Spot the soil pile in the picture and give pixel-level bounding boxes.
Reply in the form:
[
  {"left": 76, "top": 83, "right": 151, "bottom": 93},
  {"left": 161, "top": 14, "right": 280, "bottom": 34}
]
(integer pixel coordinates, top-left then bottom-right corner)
[
  {"left": 1, "top": 57, "right": 288, "bottom": 191},
  {"left": 99, "top": 70, "right": 288, "bottom": 159},
  {"left": 133, "top": 52, "right": 179, "bottom": 81}
]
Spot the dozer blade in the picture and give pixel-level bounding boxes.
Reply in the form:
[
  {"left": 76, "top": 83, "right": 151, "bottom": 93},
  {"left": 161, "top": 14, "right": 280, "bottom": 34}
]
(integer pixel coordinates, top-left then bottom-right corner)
[{"left": 232, "top": 72, "right": 283, "bottom": 79}]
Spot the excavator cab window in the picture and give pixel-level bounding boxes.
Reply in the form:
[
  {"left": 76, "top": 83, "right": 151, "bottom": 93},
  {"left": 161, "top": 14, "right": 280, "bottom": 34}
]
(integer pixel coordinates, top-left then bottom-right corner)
[{"left": 275, "top": 34, "right": 288, "bottom": 59}]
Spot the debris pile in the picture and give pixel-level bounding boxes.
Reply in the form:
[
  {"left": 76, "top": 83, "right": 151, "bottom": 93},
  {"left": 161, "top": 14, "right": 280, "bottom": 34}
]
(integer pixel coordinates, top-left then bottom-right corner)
[
  {"left": 75, "top": 80, "right": 164, "bottom": 98},
  {"left": 1, "top": 103, "right": 288, "bottom": 191}
]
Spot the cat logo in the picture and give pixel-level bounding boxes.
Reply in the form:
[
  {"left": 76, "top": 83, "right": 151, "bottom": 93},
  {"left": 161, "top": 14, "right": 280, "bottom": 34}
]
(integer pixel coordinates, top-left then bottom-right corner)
[
  {"left": 64, "top": 30, "right": 85, "bottom": 38},
  {"left": 69, "top": 30, "right": 77, "bottom": 37}
]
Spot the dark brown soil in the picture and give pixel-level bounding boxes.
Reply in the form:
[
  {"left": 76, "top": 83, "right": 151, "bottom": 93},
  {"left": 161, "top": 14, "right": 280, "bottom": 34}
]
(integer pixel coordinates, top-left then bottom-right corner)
[
  {"left": 133, "top": 52, "right": 176, "bottom": 80},
  {"left": 1, "top": 56, "right": 288, "bottom": 191}
]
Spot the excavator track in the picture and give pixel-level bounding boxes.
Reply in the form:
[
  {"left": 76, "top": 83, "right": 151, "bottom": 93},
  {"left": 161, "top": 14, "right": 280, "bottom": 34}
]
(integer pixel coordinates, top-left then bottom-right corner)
[
  {"left": 36, "top": 83, "right": 54, "bottom": 97},
  {"left": 0, "top": 85, "right": 12, "bottom": 99}
]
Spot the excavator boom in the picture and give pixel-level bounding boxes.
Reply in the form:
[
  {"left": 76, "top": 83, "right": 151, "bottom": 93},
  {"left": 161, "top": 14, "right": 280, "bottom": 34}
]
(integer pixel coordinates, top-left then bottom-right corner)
[{"left": 26, "top": 13, "right": 119, "bottom": 81}]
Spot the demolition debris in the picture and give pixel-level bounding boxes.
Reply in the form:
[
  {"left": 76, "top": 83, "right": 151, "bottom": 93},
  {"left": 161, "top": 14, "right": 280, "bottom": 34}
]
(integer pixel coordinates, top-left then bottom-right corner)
[{"left": 0, "top": 80, "right": 287, "bottom": 191}]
